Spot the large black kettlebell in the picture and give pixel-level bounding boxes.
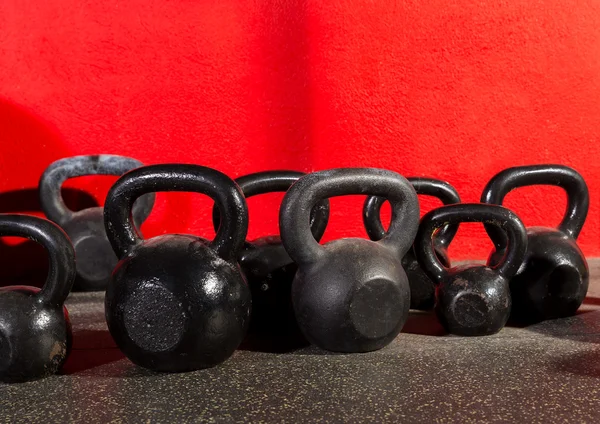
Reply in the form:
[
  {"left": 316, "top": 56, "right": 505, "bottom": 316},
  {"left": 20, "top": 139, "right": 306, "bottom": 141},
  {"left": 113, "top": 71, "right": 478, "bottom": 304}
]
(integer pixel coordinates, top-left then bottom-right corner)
[
  {"left": 414, "top": 204, "right": 527, "bottom": 336},
  {"left": 104, "top": 164, "right": 251, "bottom": 372},
  {"left": 481, "top": 165, "right": 589, "bottom": 323},
  {"left": 363, "top": 177, "right": 460, "bottom": 310},
  {"left": 280, "top": 168, "right": 420, "bottom": 352},
  {"left": 40, "top": 155, "right": 155, "bottom": 292},
  {"left": 0, "top": 214, "right": 75, "bottom": 383},
  {"left": 212, "top": 171, "right": 329, "bottom": 348}
]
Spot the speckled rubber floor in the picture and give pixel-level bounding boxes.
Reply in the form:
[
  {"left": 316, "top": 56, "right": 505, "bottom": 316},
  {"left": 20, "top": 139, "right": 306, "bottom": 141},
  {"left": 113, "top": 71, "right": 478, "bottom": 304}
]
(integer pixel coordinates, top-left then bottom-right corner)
[{"left": 1, "top": 261, "right": 600, "bottom": 423}]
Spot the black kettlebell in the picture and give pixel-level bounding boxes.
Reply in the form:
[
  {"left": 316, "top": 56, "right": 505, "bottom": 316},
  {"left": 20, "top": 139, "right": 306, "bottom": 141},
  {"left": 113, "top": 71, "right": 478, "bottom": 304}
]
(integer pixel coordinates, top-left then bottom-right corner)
[
  {"left": 104, "top": 164, "right": 251, "bottom": 372},
  {"left": 280, "top": 168, "right": 420, "bottom": 352},
  {"left": 212, "top": 171, "right": 330, "bottom": 348},
  {"left": 39, "top": 155, "right": 155, "bottom": 292},
  {"left": 481, "top": 165, "right": 589, "bottom": 323},
  {"left": 0, "top": 214, "right": 76, "bottom": 383},
  {"left": 414, "top": 204, "right": 528, "bottom": 336},
  {"left": 363, "top": 177, "right": 460, "bottom": 311}
]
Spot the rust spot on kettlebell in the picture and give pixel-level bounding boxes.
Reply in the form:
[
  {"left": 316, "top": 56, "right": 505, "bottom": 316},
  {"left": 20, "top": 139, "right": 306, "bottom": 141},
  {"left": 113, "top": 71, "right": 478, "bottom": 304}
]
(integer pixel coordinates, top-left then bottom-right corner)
[{"left": 49, "top": 341, "right": 66, "bottom": 361}]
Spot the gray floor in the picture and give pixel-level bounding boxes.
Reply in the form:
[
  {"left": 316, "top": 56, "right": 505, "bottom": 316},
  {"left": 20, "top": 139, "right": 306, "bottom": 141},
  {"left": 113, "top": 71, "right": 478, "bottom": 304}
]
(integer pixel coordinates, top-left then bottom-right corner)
[{"left": 2, "top": 262, "right": 600, "bottom": 423}]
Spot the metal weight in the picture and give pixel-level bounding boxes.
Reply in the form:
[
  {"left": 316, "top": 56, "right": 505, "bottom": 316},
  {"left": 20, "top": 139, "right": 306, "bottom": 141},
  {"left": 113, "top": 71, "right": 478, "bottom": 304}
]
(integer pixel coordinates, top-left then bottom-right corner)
[
  {"left": 0, "top": 215, "right": 76, "bottom": 383},
  {"left": 39, "top": 155, "right": 155, "bottom": 292},
  {"left": 363, "top": 177, "right": 460, "bottom": 310},
  {"left": 481, "top": 165, "right": 589, "bottom": 323},
  {"left": 212, "top": 171, "right": 329, "bottom": 349},
  {"left": 280, "top": 168, "right": 420, "bottom": 352},
  {"left": 104, "top": 164, "right": 251, "bottom": 372},
  {"left": 414, "top": 204, "right": 528, "bottom": 336}
]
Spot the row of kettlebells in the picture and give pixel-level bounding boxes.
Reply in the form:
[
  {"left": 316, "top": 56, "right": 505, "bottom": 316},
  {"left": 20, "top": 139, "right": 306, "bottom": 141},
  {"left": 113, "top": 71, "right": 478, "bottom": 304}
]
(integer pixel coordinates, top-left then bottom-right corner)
[{"left": 0, "top": 156, "right": 589, "bottom": 384}]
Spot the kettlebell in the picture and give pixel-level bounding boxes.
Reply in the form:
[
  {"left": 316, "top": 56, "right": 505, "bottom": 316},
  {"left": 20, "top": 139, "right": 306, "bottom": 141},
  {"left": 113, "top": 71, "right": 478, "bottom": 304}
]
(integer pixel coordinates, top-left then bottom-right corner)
[
  {"left": 212, "top": 171, "right": 330, "bottom": 348},
  {"left": 40, "top": 155, "right": 155, "bottom": 292},
  {"left": 481, "top": 165, "right": 589, "bottom": 323},
  {"left": 279, "top": 168, "right": 420, "bottom": 352},
  {"left": 104, "top": 164, "right": 251, "bottom": 372},
  {"left": 414, "top": 204, "right": 527, "bottom": 336},
  {"left": 363, "top": 177, "right": 460, "bottom": 311},
  {"left": 0, "top": 214, "right": 75, "bottom": 383}
]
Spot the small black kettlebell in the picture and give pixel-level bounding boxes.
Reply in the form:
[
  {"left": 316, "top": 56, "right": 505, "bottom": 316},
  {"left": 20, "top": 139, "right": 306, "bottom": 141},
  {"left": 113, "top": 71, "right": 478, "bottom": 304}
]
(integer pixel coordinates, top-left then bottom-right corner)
[
  {"left": 481, "top": 165, "right": 589, "bottom": 323},
  {"left": 104, "top": 164, "right": 251, "bottom": 372},
  {"left": 414, "top": 204, "right": 527, "bottom": 336},
  {"left": 0, "top": 214, "right": 76, "bottom": 383},
  {"left": 280, "top": 168, "right": 420, "bottom": 352},
  {"left": 40, "top": 155, "right": 155, "bottom": 292},
  {"left": 363, "top": 177, "right": 460, "bottom": 311},
  {"left": 212, "top": 171, "right": 330, "bottom": 348}
]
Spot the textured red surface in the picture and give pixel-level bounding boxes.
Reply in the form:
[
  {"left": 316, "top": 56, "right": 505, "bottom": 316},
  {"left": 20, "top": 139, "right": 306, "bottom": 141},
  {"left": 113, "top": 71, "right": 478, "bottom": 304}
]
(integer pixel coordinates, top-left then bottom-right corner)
[{"left": 1, "top": 0, "right": 599, "bottom": 262}]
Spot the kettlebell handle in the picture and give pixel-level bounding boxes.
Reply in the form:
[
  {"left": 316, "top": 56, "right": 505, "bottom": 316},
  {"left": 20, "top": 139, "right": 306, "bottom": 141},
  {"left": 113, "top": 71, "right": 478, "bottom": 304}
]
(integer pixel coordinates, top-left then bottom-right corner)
[
  {"left": 39, "top": 155, "right": 155, "bottom": 226},
  {"left": 0, "top": 214, "right": 76, "bottom": 306},
  {"left": 414, "top": 204, "right": 527, "bottom": 282},
  {"left": 363, "top": 177, "right": 460, "bottom": 247},
  {"left": 104, "top": 164, "right": 248, "bottom": 261},
  {"left": 481, "top": 165, "right": 589, "bottom": 246},
  {"left": 280, "top": 168, "right": 420, "bottom": 265},
  {"left": 211, "top": 170, "right": 330, "bottom": 242}
]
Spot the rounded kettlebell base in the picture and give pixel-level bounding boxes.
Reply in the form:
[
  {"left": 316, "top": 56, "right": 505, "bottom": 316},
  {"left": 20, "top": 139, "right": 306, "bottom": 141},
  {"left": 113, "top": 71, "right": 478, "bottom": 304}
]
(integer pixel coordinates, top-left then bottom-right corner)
[
  {"left": 350, "top": 278, "right": 405, "bottom": 340},
  {"left": 122, "top": 284, "right": 187, "bottom": 353},
  {"left": 452, "top": 292, "right": 488, "bottom": 329}
]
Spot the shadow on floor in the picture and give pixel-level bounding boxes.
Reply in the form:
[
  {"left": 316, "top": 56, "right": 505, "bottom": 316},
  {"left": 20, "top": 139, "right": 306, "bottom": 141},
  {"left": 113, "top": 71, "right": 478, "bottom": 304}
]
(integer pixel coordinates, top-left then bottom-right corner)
[
  {"left": 548, "top": 348, "right": 600, "bottom": 378},
  {"left": 61, "top": 329, "right": 123, "bottom": 375},
  {"left": 402, "top": 310, "right": 446, "bottom": 337},
  {"left": 61, "top": 329, "right": 159, "bottom": 379},
  {"left": 505, "top": 308, "right": 600, "bottom": 346},
  {"left": 62, "top": 349, "right": 125, "bottom": 376},
  {"left": 238, "top": 332, "right": 309, "bottom": 354}
]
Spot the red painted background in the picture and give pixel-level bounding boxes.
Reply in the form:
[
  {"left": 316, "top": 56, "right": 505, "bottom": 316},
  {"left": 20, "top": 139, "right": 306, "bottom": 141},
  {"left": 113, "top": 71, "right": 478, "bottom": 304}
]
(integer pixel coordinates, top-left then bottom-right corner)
[{"left": 1, "top": 0, "right": 599, "bottom": 273}]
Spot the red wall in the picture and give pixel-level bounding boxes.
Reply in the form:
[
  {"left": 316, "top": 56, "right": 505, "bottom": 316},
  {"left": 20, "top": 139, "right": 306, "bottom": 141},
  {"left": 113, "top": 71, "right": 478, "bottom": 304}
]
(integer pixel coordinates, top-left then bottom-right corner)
[{"left": 1, "top": 0, "right": 599, "bottom": 265}]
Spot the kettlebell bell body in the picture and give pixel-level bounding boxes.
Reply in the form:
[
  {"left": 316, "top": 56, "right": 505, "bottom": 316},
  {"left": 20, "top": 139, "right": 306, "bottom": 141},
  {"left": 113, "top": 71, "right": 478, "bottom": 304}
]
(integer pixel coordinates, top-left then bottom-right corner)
[
  {"left": 280, "top": 168, "right": 420, "bottom": 353},
  {"left": 363, "top": 178, "right": 460, "bottom": 310},
  {"left": 482, "top": 165, "right": 589, "bottom": 323},
  {"left": 40, "top": 155, "right": 155, "bottom": 292},
  {"left": 212, "top": 171, "right": 329, "bottom": 347},
  {"left": 104, "top": 164, "right": 251, "bottom": 372},
  {"left": 0, "top": 215, "right": 76, "bottom": 383},
  {"left": 415, "top": 204, "right": 527, "bottom": 336}
]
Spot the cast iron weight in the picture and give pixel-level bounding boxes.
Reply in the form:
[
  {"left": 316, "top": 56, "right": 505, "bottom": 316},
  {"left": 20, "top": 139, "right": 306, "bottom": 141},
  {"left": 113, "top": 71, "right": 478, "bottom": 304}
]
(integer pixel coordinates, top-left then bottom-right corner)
[
  {"left": 39, "top": 155, "right": 155, "bottom": 292},
  {"left": 280, "top": 168, "right": 420, "bottom": 352},
  {"left": 104, "top": 164, "right": 251, "bottom": 372},
  {"left": 363, "top": 177, "right": 461, "bottom": 310},
  {"left": 414, "top": 204, "right": 528, "bottom": 336},
  {"left": 212, "top": 171, "right": 330, "bottom": 349},
  {"left": 481, "top": 165, "right": 589, "bottom": 323},
  {"left": 0, "top": 214, "right": 76, "bottom": 383}
]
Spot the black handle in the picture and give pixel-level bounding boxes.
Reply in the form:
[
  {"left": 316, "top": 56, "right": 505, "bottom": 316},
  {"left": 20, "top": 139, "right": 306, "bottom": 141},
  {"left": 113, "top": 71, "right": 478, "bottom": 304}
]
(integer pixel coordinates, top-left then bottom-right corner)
[
  {"left": 39, "top": 155, "right": 155, "bottom": 226},
  {"left": 104, "top": 164, "right": 248, "bottom": 261},
  {"left": 0, "top": 214, "right": 76, "bottom": 307},
  {"left": 481, "top": 165, "right": 589, "bottom": 247},
  {"left": 363, "top": 177, "right": 460, "bottom": 247},
  {"left": 280, "top": 168, "right": 420, "bottom": 265},
  {"left": 212, "top": 170, "right": 330, "bottom": 242},
  {"left": 414, "top": 204, "right": 527, "bottom": 282}
]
